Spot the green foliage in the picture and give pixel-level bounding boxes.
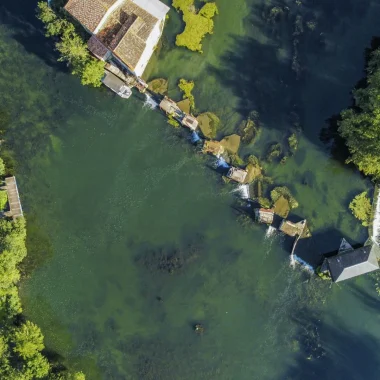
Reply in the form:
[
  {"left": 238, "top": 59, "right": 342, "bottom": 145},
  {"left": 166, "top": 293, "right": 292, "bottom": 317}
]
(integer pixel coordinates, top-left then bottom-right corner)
[
  {"left": 173, "top": 0, "right": 218, "bottom": 52},
  {"left": 230, "top": 154, "right": 245, "bottom": 166},
  {"left": 178, "top": 79, "right": 195, "bottom": 109},
  {"left": 247, "top": 155, "right": 260, "bottom": 166},
  {"left": 0, "top": 191, "right": 7, "bottom": 210},
  {"left": 13, "top": 321, "right": 45, "bottom": 359},
  {"left": 257, "top": 197, "right": 271, "bottom": 208},
  {"left": 338, "top": 47, "right": 380, "bottom": 178},
  {"left": 79, "top": 59, "right": 105, "bottom": 87},
  {"left": 349, "top": 191, "right": 372, "bottom": 226},
  {"left": 0, "top": 158, "right": 5, "bottom": 176},
  {"left": 37, "top": 2, "right": 104, "bottom": 87},
  {"left": 167, "top": 115, "right": 180, "bottom": 128},
  {"left": 238, "top": 115, "right": 261, "bottom": 145},
  {"left": 270, "top": 186, "right": 299, "bottom": 209}
]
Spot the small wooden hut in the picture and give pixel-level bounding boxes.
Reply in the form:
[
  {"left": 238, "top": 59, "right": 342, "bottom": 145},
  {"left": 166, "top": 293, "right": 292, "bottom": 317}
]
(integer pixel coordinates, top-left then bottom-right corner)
[
  {"left": 254, "top": 208, "right": 274, "bottom": 224},
  {"left": 182, "top": 114, "right": 198, "bottom": 131},
  {"left": 279, "top": 219, "right": 306, "bottom": 237},
  {"left": 227, "top": 167, "right": 248, "bottom": 184}
]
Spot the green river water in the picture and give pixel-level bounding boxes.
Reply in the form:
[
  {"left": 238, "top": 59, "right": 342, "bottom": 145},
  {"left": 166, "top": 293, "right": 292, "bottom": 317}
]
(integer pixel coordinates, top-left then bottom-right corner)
[{"left": 1, "top": 0, "right": 380, "bottom": 378}]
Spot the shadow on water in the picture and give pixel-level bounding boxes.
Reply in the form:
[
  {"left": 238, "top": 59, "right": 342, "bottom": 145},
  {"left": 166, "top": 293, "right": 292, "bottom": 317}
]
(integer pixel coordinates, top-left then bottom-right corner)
[
  {"left": 0, "top": 0, "right": 64, "bottom": 70},
  {"left": 210, "top": 0, "right": 373, "bottom": 148},
  {"left": 283, "top": 308, "right": 380, "bottom": 380}
]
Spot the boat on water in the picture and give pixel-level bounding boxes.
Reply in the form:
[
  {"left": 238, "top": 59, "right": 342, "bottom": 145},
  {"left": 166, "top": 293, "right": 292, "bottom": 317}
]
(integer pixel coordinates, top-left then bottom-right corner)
[{"left": 102, "top": 71, "right": 132, "bottom": 99}]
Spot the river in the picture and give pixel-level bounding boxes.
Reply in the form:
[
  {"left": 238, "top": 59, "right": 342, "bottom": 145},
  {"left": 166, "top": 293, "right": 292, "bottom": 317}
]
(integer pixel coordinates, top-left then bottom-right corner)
[{"left": 1, "top": 0, "right": 380, "bottom": 378}]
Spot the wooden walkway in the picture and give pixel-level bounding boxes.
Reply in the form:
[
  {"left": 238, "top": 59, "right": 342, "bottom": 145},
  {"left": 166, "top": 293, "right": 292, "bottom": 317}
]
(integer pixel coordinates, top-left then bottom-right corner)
[{"left": 3, "top": 176, "right": 23, "bottom": 219}]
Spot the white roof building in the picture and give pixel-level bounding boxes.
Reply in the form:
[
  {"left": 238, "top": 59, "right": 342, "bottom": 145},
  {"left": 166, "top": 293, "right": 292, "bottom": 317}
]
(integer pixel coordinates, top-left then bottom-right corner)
[{"left": 65, "top": 0, "right": 170, "bottom": 77}]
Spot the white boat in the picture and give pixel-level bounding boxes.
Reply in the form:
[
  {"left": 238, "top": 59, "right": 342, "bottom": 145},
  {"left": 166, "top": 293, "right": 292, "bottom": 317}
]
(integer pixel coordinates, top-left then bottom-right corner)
[{"left": 102, "top": 71, "right": 132, "bottom": 99}]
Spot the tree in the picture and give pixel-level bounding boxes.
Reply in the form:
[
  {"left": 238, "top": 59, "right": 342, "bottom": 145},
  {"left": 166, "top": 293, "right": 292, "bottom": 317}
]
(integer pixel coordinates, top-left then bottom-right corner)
[
  {"left": 349, "top": 191, "right": 372, "bottom": 226},
  {"left": 0, "top": 191, "right": 8, "bottom": 210},
  {"left": 56, "top": 33, "right": 88, "bottom": 66},
  {"left": 23, "top": 352, "right": 50, "bottom": 379},
  {"left": 79, "top": 59, "right": 105, "bottom": 87},
  {"left": 0, "top": 158, "right": 5, "bottom": 176},
  {"left": 338, "top": 47, "right": 380, "bottom": 178},
  {"left": 12, "top": 321, "right": 45, "bottom": 359}
]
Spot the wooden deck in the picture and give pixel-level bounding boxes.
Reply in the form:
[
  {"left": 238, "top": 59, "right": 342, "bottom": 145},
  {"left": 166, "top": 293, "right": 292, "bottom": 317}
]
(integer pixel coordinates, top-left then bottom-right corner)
[{"left": 4, "top": 176, "right": 23, "bottom": 219}]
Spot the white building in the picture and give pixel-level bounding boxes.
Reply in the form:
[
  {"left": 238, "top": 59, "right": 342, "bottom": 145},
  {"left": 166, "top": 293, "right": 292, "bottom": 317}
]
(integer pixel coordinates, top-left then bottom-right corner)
[{"left": 64, "top": 0, "right": 170, "bottom": 77}]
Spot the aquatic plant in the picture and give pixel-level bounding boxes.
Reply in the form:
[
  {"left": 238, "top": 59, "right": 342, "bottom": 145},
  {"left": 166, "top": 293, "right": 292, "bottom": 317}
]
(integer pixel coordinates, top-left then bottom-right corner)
[
  {"left": 257, "top": 197, "right": 271, "bottom": 209},
  {"left": 37, "top": 2, "right": 105, "bottom": 87},
  {"left": 197, "top": 112, "right": 221, "bottom": 138},
  {"left": 265, "top": 143, "right": 282, "bottom": 162},
  {"left": 147, "top": 78, "right": 168, "bottom": 95},
  {"left": 349, "top": 191, "right": 372, "bottom": 227},
  {"left": 167, "top": 115, "right": 180, "bottom": 128},
  {"left": 270, "top": 186, "right": 299, "bottom": 209},
  {"left": 288, "top": 133, "right": 298, "bottom": 153},
  {"left": 230, "top": 154, "right": 245, "bottom": 167},
  {"left": 178, "top": 79, "right": 195, "bottom": 109},
  {"left": 172, "top": 0, "right": 218, "bottom": 52},
  {"left": 237, "top": 115, "right": 261, "bottom": 144}
]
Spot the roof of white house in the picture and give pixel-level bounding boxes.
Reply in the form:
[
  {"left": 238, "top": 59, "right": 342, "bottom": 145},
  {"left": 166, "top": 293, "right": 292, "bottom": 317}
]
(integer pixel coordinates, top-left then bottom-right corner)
[{"left": 131, "top": 0, "right": 170, "bottom": 20}]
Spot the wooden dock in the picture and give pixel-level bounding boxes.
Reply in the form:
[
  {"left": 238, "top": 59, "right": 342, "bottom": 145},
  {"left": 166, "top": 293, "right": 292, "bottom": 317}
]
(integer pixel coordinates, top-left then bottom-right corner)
[{"left": 3, "top": 176, "right": 23, "bottom": 219}]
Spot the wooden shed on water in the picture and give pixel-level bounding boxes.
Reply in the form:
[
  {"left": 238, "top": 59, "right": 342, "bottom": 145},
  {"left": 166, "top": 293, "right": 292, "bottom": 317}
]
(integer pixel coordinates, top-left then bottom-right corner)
[
  {"left": 182, "top": 114, "right": 198, "bottom": 131},
  {"left": 227, "top": 167, "right": 248, "bottom": 184},
  {"left": 279, "top": 219, "right": 307, "bottom": 237},
  {"left": 159, "top": 97, "right": 182, "bottom": 118},
  {"left": 254, "top": 208, "right": 274, "bottom": 224}
]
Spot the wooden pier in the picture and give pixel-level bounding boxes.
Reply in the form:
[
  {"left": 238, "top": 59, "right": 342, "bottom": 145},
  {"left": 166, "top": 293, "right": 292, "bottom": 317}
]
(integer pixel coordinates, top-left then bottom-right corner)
[{"left": 3, "top": 176, "right": 23, "bottom": 219}]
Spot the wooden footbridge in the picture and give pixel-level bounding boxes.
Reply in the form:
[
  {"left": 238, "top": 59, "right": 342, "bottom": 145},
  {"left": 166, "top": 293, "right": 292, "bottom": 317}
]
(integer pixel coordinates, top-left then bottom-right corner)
[{"left": 2, "top": 176, "right": 23, "bottom": 219}]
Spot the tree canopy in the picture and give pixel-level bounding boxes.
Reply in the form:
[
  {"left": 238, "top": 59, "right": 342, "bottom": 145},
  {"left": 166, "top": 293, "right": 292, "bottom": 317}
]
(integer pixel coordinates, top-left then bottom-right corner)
[
  {"left": 338, "top": 47, "right": 380, "bottom": 178},
  {"left": 349, "top": 191, "right": 372, "bottom": 226},
  {"left": 172, "top": 0, "right": 218, "bottom": 52}
]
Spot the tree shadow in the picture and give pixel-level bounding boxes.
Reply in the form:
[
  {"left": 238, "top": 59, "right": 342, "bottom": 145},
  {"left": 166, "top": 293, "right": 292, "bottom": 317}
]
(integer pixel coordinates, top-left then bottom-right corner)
[
  {"left": 209, "top": 0, "right": 374, "bottom": 150},
  {"left": 0, "top": 0, "right": 66, "bottom": 71}
]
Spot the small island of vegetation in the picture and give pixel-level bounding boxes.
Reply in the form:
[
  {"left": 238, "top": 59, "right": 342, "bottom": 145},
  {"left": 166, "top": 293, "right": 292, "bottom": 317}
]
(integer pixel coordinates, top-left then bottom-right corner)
[{"left": 172, "top": 0, "right": 218, "bottom": 52}]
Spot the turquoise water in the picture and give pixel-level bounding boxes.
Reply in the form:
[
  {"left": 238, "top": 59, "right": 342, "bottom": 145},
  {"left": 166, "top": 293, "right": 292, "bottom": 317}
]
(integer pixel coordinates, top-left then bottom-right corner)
[{"left": 1, "top": 0, "right": 380, "bottom": 378}]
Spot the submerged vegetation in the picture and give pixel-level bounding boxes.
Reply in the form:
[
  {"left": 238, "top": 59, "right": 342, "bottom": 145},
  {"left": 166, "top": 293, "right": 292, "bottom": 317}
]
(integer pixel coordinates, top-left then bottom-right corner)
[
  {"left": 265, "top": 143, "right": 282, "bottom": 162},
  {"left": 237, "top": 111, "right": 261, "bottom": 144},
  {"left": 172, "top": 0, "right": 218, "bottom": 52},
  {"left": 197, "top": 112, "right": 221, "bottom": 138},
  {"left": 271, "top": 186, "right": 299, "bottom": 209},
  {"left": 349, "top": 191, "right": 372, "bottom": 227},
  {"left": 338, "top": 47, "right": 380, "bottom": 178},
  {"left": 147, "top": 78, "right": 168, "bottom": 94},
  {"left": 37, "top": 2, "right": 104, "bottom": 87}
]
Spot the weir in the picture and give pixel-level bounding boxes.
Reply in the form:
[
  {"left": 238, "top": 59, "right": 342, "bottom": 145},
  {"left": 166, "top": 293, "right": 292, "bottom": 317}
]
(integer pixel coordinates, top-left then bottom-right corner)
[{"left": 371, "top": 184, "right": 380, "bottom": 245}]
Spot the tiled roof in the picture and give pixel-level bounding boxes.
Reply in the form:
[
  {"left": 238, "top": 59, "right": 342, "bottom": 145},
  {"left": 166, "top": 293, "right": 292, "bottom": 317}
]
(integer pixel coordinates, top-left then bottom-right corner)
[
  {"left": 65, "top": 0, "right": 118, "bottom": 33},
  {"left": 100, "top": 0, "right": 159, "bottom": 70},
  {"left": 327, "top": 245, "right": 380, "bottom": 282}
]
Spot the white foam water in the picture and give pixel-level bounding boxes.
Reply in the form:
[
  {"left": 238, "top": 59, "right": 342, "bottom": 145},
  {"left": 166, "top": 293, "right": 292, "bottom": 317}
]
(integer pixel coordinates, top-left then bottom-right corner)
[
  {"left": 143, "top": 93, "right": 158, "bottom": 109},
  {"left": 372, "top": 189, "right": 380, "bottom": 245},
  {"left": 265, "top": 225, "right": 276, "bottom": 238},
  {"left": 232, "top": 184, "right": 250, "bottom": 199}
]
